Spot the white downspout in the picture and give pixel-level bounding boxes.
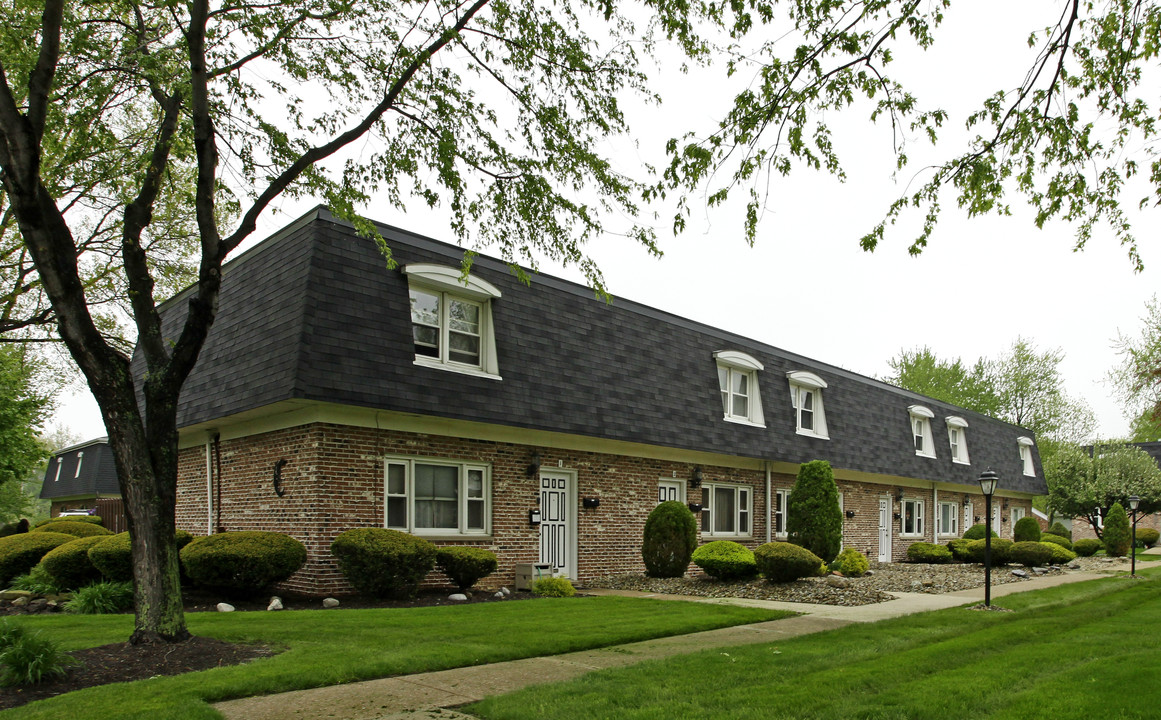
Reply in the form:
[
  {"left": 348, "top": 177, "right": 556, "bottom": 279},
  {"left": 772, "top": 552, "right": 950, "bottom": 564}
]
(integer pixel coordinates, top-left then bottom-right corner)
[
  {"left": 765, "top": 462, "right": 772, "bottom": 543},
  {"left": 205, "top": 439, "right": 214, "bottom": 535},
  {"left": 932, "top": 485, "right": 939, "bottom": 542}
]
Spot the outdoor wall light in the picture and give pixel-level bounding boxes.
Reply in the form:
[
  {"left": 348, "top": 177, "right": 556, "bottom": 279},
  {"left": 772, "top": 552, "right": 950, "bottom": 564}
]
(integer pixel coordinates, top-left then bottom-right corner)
[
  {"left": 895, "top": 489, "right": 905, "bottom": 503},
  {"left": 845, "top": 510, "right": 856, "bottom": 519},
  {"left": 687, "top": 502, "right": 704, "bottom": 513},
  {"left": 974, "top": 516, "right": 981, "bottom": 524},
  {"left": 963, "top": 497, "right": 971, "bottom": 507},
  {"left": 893, "top": 512, "right": 901, "bottom": 521},
  {"left": 272, "top": 458, "right": 288, "bottom": 497},
  {"left": 690, "top": 467, "right": 704, "bottom": 488},
  {"left": 526, "top": 451, "right": 542, "bottom": 477},
  {"left": 582, "top": 497, "right": 600, "bottom": 509}
]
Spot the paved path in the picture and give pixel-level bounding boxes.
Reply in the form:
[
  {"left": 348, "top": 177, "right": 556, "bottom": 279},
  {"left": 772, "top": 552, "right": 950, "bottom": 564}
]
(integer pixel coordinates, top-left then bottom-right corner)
[{"left": 213, "top": 568, "right": 1114, "bottom": 720}]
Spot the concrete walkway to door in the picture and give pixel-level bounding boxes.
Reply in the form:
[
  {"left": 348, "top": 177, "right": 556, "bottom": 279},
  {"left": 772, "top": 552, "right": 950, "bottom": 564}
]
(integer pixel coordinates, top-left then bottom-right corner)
[{"left": 213, "top": 568, "right": 1110, "bottom": 720}]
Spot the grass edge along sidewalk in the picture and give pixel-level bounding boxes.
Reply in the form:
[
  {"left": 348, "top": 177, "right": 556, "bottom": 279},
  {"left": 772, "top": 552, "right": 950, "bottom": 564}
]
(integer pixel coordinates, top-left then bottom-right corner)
[
  {"left": 0, "top": 596, "right": 787, "bottom": 720},
  {"left": 468, "top": 568, "right": 1161, "bottom": 720}
]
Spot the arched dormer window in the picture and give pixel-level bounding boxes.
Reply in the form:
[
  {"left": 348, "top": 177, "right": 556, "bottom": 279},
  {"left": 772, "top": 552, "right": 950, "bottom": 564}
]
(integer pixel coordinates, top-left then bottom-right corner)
[
  {"left": 713, "top": 350, "right": 765, "bottom": 427},
  {"left": 946, "top": 416, "right": 969, "bottom": 464},
  {"left": 404, "top": 264, "right": 501, "bottom": 379},
  {"left": 787, "top": 371, "right": 828, "bottom": 439},
  {"left": 908, "top": 405, "right": 936, "bottom": 458}
]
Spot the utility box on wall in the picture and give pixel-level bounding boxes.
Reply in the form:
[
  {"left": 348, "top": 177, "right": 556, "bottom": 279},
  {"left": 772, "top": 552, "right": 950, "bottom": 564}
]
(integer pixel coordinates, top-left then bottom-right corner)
[{"left": 514, "top": 562, "right": 556, "bottom": 591}]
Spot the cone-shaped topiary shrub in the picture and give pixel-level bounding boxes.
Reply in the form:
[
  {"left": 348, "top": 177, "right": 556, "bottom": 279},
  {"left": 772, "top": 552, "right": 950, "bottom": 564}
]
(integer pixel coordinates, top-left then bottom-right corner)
[
  {"left": 906, "top": 542, "right": 953, "bottom": 564},
  {"left": 641, "top": 501, "right": 697, "bottom": 578},
  {"left": 691, "top": 541, "right": 757, "bottom": 580},
  {"left": 88, "top": 530, "right": 194, "bottom": 582},
  {"left": 1135, "top": 528, "right": 1159, "bottom": 547},
  {"left": 435, "top": 546, "right": 498, "bottom": 591},
  {"left": 1102, "top": 503, "right": 1132, "bottom": 557},
  {"left": 1073, "top": 538, "right": 1102, "bottom": 556},
  {"left": 0, "top": 532, "right": 75, "bottom": 586},
  {"left": 1013, "top": 516, "right": 1041, "bottom": 542},
  {"left": 181, "top": 531, "right": 306, "bottom": 595},
  {"left": 786, "top": 460, "right": 843, "bottom": 563},
  {"left": 754, "top": 541, "right": 822, "bottom": 583},
  {"left": 331, "top": 528, "right": 437, "bottom": 599},
  {"left": 963, "top": 523, "right": 998, "bottom": 540},
  {"left": 830, "top": 548, "right": 869, "bottom": 577},
  {"left": 40, "top": 536, "right": 109, "bottom": 590},
  {"left": 1047, "top": 521, "right": 1071, "bottom": 541},
  {"left": 1040, "top": 534, "right": 1073, "bottom": 551},
  {"left": 29, "top": 521, "right": 112, "bottom": 539}
]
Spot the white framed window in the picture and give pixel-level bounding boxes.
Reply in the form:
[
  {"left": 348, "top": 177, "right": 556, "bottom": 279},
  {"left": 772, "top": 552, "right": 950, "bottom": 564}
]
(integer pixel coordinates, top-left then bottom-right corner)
[
  {"left": 701, "top": 483, "right": 752, "bottom": 537},
  {"left": 1017, "top": 436, "right": 1035, "bottom": 476},
  {"left": 774, "top": 488, "right": 790, "bottom": 537},
  {"left": 964, "top": 501, "right": 974, "bottom": 531},
  {"left": 74, "top": 451, "right": 84, "bottom": 478},
  {"left": 714, "top": 350, "right": 765, "bottom": 427},
  {"left": 908, "top": 405, "right": 936, "bottom": 458},
  {"left": 938, "top": 501, "right": 960, "bottom": 537},
  {"left": 384, "top": 456, "right": 490, "bottom": 536},
  {"left": 53, "top": 457, "right": 63, "bottom": 482},
  {"left": 658, "top": 479, "right": 685, "bottom": 504},
  {"left": 902, "top": 498, "right": 924, "bottom": 536},
  {"left": 787, "top": 371, "right": 829, "bottom": 439},
  {"left": 404, "top": 264, "right": 501, "bottom": 379},
  {"left": 1011, "top": 506, "right": 1026, "bottom": 525},
  {"left": 946, "top": 417, "right": 970, "bottom": 464}
]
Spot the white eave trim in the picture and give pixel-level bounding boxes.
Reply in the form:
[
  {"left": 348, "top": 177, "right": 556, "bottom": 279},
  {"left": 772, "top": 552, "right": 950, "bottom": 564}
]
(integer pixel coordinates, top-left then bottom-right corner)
[
  {"left": 1017, "top": 436, "right": 1035, "bottom": 446},
  {"left": 713, "top": 350, "right": 764, "bottom": 372},
  {"left": 946, "top": 416, "right": 969, "bottom": 428},
  {"left": 787, "top": 370, "right": 827, "bottom": 389},
  {"left": 908, "top": 405, "right": 935, "bottom": 419},
  {"left": 403, "top": 263, "right": 502, "bottom": 300}
]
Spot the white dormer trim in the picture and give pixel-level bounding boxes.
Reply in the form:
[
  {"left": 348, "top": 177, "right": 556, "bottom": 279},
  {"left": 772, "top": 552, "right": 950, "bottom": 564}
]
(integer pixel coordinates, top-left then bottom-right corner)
[
  {"left": 713, "top": 350, "right": 764, "bottom": 372},
  {"left": 908, "top": 405, "right": 935, "bottom": 419},
  {"left": 1017, "top": 436, "right": 1034, "bottom": 446},
  {"left": 786, "top": 370, "right": 827, "bottom": 389},
  {"left": 909, "top": 406, "right": 936, "bottom": 458},
  {"left": 403, "top": 263, "right": 502, "bottom": 300},
  {"left": 946, "top": 416, "right": 968, "bottom": 428}
]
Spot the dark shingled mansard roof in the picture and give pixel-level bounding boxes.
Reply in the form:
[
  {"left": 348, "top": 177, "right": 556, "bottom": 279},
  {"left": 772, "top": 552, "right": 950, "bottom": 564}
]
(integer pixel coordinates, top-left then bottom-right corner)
[
  {"left": 40, "top": 438, "right": 119, "bottom": 499},
  {"left": 162, "top": 207, "right": 1047, "bottom": 495}
]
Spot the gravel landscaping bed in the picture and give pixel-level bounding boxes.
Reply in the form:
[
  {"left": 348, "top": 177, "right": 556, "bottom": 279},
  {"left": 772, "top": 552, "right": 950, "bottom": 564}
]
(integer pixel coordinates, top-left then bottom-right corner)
[{"left": 590, "top": 555, "right": 1129, "bottom": 606}]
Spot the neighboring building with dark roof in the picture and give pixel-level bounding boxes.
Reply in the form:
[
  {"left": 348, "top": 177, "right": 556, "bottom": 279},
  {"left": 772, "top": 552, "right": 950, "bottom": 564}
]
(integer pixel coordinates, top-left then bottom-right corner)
[
  {"left": 164, "top": 207, "right": 1047, "bottom": 594},
  {"left": 40, "top": 438, "right": 127, "bottom": 531}
]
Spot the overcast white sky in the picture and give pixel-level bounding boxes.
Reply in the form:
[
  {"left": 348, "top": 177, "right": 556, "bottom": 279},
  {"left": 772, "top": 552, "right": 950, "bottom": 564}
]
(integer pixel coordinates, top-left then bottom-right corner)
[{"left": 51, "top": 1, "right": 1158, "bottom": 445}]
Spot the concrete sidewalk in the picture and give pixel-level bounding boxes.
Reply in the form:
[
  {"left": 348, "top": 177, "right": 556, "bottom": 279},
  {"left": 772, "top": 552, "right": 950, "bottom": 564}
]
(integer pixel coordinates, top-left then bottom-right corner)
[{"left": 213, "top": 569, "right": 1110, "bottom": 720}]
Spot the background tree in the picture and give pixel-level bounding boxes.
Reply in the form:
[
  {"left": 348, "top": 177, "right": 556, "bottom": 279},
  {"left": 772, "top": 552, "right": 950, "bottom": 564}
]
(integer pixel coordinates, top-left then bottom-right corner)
[
  {"left": 0, "top": 345, "right": 50, "bottom": 513},
  {"left": 1112, "top": 296, "right": 1161, "bottom": 442},
  {"left": 883, "top": 347, "right": 1000, "bottom": 417},
  {"left": 787, "top": 460, "right": 843, "bottom": 563},
  {"left": 1045, "top": 443, "right": 1161, "bottom": 539}
]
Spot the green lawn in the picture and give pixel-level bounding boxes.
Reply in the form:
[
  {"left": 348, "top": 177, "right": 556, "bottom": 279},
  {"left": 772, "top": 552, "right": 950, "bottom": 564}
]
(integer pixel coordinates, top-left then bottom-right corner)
[
  {"left": 469, "top": 568, "right": 1161, "bottom": 720},
  {"left": 2, "top": 596, "right": 788, "bottom": 720}
]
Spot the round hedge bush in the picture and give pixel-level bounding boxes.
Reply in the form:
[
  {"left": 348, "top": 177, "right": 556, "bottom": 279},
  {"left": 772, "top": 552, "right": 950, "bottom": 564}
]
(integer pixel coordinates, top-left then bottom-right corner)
[
  {"left": 331, "top": 528, "right": 437, "bottom": 599},
  {"left": 1047, "top": 521, "right": 1071, "bottom": 541},
  {"left": 829, "top": 548, "right": 869, "bottom": 577},
  {"left": 39, "top": 536, "right": 109, "bottom": 590},
  {"left": 181, "top": 531, "right": 306, "bottom": 594},
  {"left": 1040, "top": 533, "right": 1073, "bottom": 551},
  {"left": 29, "top": 521, "right": 112, "bottom": 539},
  {"left": 34, "top": 516, "right": 103, "bottom": 528},
  {"left": 691, "top": 541, "right": 758, "bottom": 580},
  {"left": 1136, "top": 528, "right": 1160, "bottom": 548},
  {"left": 1009, "top": 541, "right": 1059, "bottom": 567},
  {"left": 641, "top": 501, "right": 697, "bottom": 578},
  {"left": 947, "top": 538, "right": 973, "bottom": 562},
  {"left": 1043, "top": 542, "right": 1077, "bottom": 564},
  {"left": 906, "top": 542, "right": 953, "bottom": 564},
  {"left": 88, "top": 530, "right": 195, "bottom": 582},
  {"left": 963, "top": 523, "right": 998, "bottom": 540},
  {"left": 1013, "top": 517, "right": 1041, "bottom": 543},
  {"left": 962, "top": 538, "right": 1013, "bottom": 565},
  {"left": 532, "top": 576, "right": 576, "bottom": 597},
  {"left": 0, "top": 532, "right": 76, "bottom": 585},
  {"left": 1073, "top": 538, "right": 1103, "bottom": 556},
  {"left": 435, "top": 546, "right": 498, "bottom": 591},
  {"left": 754, "top": 541, "right": 823, "bottom": 583}
]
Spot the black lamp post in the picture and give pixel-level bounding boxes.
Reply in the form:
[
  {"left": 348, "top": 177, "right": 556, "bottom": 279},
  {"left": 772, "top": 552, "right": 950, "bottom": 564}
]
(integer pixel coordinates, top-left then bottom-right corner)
[
  {"left": 1129, "top": 495, "right": 1141, "bottom": 577},
  {"left": 979, "top": 469, "right": 999, "bottom": 607}
]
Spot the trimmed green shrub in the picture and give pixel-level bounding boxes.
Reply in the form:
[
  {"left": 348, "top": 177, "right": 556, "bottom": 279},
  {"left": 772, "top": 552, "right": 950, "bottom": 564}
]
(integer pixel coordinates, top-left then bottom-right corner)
[
  {"left": 0, "top": 519, "right": 29, "bottom": 537},
  {"left": 1013, "top": 517, "right": 1041, "bottom": 542},
  {"left": 961, "top": 538, "right": 1013, "bottom": 565},
  {"left": 34, "top": 516, "right": 103, "bottom": 528},
  {"left": 88, "top": 530, "right": 194, "bottom": 582},
  {"left": 1042, "top": 542, "right": 1077, "bottom": 564},
  {"left": 181, "top": 531, "right": 306, "bottom": 594},
  {"left": 1009, "top": 541, "right": 1058, "bottom": 567},
  {"left": 40, "top": 535, "right": 109, "bottom": 590},
  {"left": 1103, "top": 503, "right": 1132, "bottom": 557},
  {"left": 1047, "top": 521, "right": 1071, "bottom": 541},
  {"left": 947, "top": 538, "right": 974, "bottom": 562},
  {"left": 1073, "top": 538, "right": 1103, "bottom": 556},
  {"left": 754, "top": 541, "right": 823, "bottom": 583},
  {"left": 691, "top": 541, "right": 758, "bottom": 580},
  {"left": 29, "top": 521, "right": 112, "bottom": 539},
  {"left": 64, "top": 580, "right": 135, "bottom": 614},
  {"left": 829, "top": 548, "right": 869, "bottom": 577},
  {"left": 906, "top": 542, "right": 953, "bottom": 564},
  {"left": 641, "top": 501, "right": 697, "bottom": 578},
  {"left": 963, "top": 523, "right": 998, "bottom": 540},
  {"left": 8, "top": 565, "right": 65, "bottom": 595},
  {"left": 435, "top": 546, "right": 498, "bottom": 591},
  {"left": 0, "top": 532, "right": 76, "bottom": 586},
  {"left": 0, "top": 621, "right": 76, "bottom": 686},
  {"left": 330, "top": 528, "right": 437, "bottom": 599},
  {"left": 786, "top": 460, "right": 844, "bottom": 563},
  {"left": 1135, "top": 528, "right": 1160, "bottom": 548},
  {"left": 1040, "top": 533, "right": 1073, "bottom": 551},
  {"left": 532, "top": 577, "right": 576, "bottom": 598}
]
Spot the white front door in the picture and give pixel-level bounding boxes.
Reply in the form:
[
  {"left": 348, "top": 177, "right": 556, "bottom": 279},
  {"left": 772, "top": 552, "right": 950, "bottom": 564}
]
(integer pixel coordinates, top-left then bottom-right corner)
[
  {"left": 993, "top": 505, "right": 1002, "bottom": 538},
  {"left": 878, "top": 497, "right": 891, "bottom": 562},
  {"left": 965, "top": 502, "right": 974, "bottom": 533},
  {"left": 539, "top": 471, "right": 575, "bottom": 578}
]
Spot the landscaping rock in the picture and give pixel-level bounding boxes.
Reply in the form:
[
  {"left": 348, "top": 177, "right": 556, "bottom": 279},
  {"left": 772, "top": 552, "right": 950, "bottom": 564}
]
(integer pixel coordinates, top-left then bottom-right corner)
[
  {"left": 322, "top": 597, "right": 340, "bottom": 608},
  {"left": 825, "top": 575, "right": 851, "bottom": 589},
  {"left": 0, "top": 590, "right": 31, "bottom": 601},
  {"left": 11, "top": 596, "right": 28, "bottom": 607},
  {"left": 1067, "top": 561, "right": 1081, "bottom": 569},
  {"left": 500, "top": 586, "right": 511, "bottom": 596},
  {"left": 267, "top": 597, "right": 283, "bottom": 611},
  {"left": 1011, "top": 569, "right": 1028, "bottom": 578},
  {"left": 217, "top": 603, "right": 235, "bottom": 612},
  {"left": 494, "top": 591, "right": 505, "bottom": 599},
  {"left": 1032, "top": 567, "right": 1048, "bottom": 574},
  {"left": 449, "top": 593, "right": 468, "bottom": 601}
]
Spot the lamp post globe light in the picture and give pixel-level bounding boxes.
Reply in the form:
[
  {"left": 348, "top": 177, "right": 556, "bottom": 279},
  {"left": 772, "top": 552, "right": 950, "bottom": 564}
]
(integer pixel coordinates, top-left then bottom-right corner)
[
  {"left": 1129, "top": 495, "right": 1141, "bottom": 578},
  {"left": 979, "top": 469, "right": 999, "bottom": 608}
]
